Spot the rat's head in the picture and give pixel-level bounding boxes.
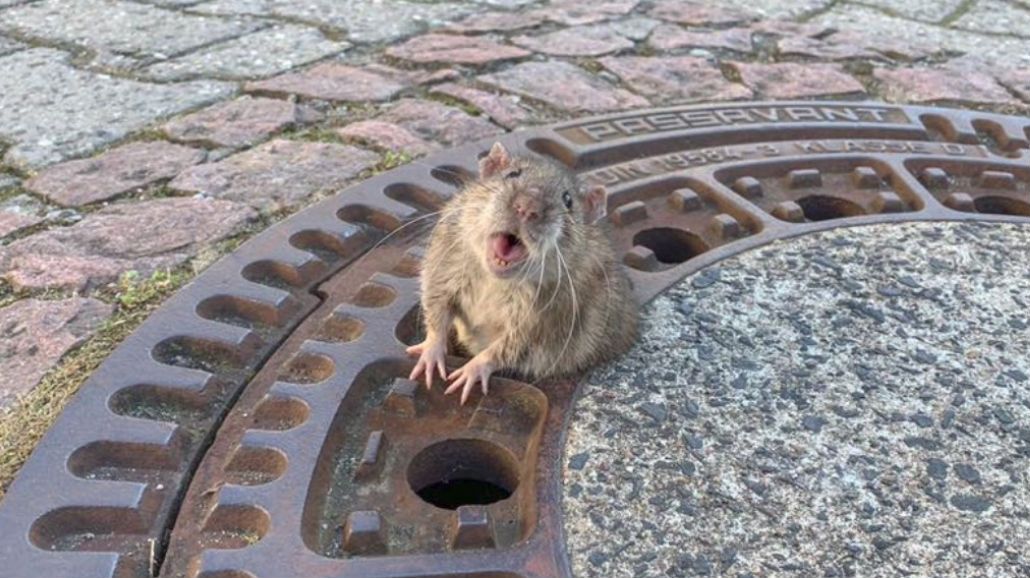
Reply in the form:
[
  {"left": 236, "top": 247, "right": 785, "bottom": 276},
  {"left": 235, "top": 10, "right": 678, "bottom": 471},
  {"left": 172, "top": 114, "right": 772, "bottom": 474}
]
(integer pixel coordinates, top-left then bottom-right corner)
[{"left": 464, "top": 142, "right": 607, "bottom": 280}]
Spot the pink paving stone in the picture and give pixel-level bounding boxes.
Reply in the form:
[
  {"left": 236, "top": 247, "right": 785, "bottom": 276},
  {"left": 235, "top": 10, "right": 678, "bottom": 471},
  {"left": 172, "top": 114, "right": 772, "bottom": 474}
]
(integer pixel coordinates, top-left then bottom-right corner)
[
  {"left": 170, "top": 139, "right": 379, "bottom": 213},
  {"left": 25, "top": 141, "right": 205, "bottom": 208},
  {"left": 776, "top": 33, "right": 877, "bottom": 60},
  {"left": 444, "top": 11, "right": 546, "bottom": 33},
  {"left": 600, "top": 55, "right": 753, "bottom": 103},
  {"left": 0, "top": 297, "right": 113, "bottom": 408},
  {"left": 729, "top": 62, "right": 866, "bottom": 99},
  {"left": 873, "top": 67, "right": 1017, "bottom": 106},
  {"left": 337, "top": 120, "right": 435, "bottom": 156},
  {"left": 513, "top": 25, "right": 634, "bottom": 57},
  {"left": 0, "top": 197, "right": 256, "bottom": 291},
  {"left": 478, "top": 61, "right": 648, "bottom": 113},
  {"left": 996, "top": 68, "right": 1030, "bottom": 102},
  {"left": 648, "top": 0, "right": 754, "bottom": 26},
  {"left": 163, "top": 96, "right": 323, "bottom": 148},
  {"left": 375, "top": 99, "right": 501, "bottom": 148},
  {"left": 534, "top": 0, "right": 640, "bottom": 26},
  {"left": 386, "top": 33, "right": 530, "bottom": 66},
  {"left": 362, "top": 63, "right": 460, "bottom": 86},
  {"left": 648, "top": 24, "right": 753, "bottom": 52},
  {"left": 245, "top": 62, "right": 407, "bottom": 102},
  {"left": 0, "top": 212, "right": 41, "bottom": 239},
  {"left": 431, "top": 83, "right": 530, "bottom": 129}
]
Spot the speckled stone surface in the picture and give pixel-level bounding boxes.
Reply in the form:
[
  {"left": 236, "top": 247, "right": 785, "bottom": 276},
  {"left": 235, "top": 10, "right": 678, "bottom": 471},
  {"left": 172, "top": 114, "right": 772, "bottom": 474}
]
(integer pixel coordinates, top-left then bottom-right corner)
[{"left": 564, "top": 222, "right": 1030, "bottom": 578}]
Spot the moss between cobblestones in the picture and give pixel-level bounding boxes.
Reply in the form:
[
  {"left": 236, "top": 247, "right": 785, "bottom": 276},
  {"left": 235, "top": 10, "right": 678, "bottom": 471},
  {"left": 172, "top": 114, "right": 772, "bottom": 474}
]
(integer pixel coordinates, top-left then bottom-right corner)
[
  {"left": 0, "top": 269, "right": 190, "bottom": 498},
  {"left": 0, "top": 205, "right": 279, "bottom": 497}
]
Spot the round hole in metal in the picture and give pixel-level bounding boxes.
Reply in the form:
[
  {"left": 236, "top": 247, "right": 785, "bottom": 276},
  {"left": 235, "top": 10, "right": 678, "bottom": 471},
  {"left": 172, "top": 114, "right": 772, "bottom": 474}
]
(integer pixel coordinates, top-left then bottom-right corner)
[
  {"left": 407, "top": 439, "right": 519, "bottom": 510},
  {"left": 632, "top": 227, "right": 709, "bottom": 264},
  {"left": 796, "top": 194, "right": 866, "bottom": 221}
]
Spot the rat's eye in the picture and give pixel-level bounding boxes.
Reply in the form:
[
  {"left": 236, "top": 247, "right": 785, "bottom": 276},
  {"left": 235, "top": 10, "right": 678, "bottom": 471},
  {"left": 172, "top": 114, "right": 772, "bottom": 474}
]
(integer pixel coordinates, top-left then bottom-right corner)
[
  {"left": 562, "top": 190, "right": 573, "bottom": 209},
  {"left": 504, "top": 169, "right": 522, "bottom": 180}
]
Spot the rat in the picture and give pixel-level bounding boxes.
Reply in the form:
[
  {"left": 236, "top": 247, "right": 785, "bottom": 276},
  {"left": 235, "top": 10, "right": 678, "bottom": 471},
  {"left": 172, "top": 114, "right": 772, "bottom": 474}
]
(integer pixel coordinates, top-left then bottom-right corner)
[{"left": 407, "top": 142, "right": 638, "bottom": 404}]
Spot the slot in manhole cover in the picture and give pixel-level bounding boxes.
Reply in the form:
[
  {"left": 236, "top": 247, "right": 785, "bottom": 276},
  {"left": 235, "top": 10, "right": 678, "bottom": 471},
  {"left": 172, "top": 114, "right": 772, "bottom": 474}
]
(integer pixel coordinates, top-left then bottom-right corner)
[{"left": 0, "top": 102, "right": 1028, "bottom": 578}]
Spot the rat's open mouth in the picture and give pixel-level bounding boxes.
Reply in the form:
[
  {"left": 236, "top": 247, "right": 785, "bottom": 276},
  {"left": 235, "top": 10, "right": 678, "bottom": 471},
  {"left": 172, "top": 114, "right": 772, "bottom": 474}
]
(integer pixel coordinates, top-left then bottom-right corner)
[{"left": 488, "top": 232, "right": 528, "bottom": 276}]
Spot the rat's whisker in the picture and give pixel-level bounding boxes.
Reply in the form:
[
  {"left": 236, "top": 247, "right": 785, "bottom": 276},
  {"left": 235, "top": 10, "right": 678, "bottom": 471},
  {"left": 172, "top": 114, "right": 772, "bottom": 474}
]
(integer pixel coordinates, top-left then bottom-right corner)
[{"left": 546, "top": 246, "right": 578, "bottom": 378}]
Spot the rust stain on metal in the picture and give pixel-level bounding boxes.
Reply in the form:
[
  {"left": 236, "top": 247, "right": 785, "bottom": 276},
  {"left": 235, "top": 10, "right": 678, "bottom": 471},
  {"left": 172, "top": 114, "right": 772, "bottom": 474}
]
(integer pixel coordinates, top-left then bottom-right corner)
[{"left": 0, "top": 102, "right": 1028, "bottom": 578}]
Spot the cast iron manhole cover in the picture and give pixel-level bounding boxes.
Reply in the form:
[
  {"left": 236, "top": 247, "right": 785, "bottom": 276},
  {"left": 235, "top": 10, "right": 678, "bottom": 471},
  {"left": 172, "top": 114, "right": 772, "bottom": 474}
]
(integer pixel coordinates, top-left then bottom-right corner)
[{"left": 0, "top": 102, "right": 1028, "bottom": 578}]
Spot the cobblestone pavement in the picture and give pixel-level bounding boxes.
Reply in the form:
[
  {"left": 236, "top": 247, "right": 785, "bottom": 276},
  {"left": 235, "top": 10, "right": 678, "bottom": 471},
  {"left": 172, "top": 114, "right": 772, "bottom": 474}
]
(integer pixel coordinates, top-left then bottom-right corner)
[{"left": 0, "top": 0, "right": 1028, "bottom": 510}]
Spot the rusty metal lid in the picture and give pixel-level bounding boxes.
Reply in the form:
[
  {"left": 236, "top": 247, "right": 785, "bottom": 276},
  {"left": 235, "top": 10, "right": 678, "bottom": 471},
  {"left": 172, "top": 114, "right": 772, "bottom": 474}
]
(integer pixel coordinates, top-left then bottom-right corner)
[{"left": 0, "top": 101, "right": 1027, "bottom": 578}]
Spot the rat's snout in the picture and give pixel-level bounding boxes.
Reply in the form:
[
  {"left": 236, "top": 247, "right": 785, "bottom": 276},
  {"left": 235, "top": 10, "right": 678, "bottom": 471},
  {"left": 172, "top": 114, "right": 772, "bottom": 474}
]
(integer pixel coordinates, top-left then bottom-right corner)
[{"left": 512, "top": 192, "right": 541, "bottom": 223}]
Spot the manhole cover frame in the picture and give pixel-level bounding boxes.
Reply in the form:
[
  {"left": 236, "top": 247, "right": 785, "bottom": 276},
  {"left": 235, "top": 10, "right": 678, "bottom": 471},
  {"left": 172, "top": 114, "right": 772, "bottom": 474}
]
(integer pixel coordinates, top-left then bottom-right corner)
[{"left": 0, "top": 101, "right": 1027, "bottom": 578}]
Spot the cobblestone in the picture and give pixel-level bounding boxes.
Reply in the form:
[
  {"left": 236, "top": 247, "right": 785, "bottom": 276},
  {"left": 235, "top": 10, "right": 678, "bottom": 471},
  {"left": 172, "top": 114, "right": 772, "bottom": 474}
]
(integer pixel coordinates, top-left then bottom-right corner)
[
  {"left": 478, "top": 61, "right": 648, "bottom": 113},
  {"left": 0, "top": 195, "right": 46, "bottom": 239},
  {"left": 600, "top": 55, "right": 752, "bottom": 103},
  {"left": 512, "top": 24, "right": 634, "bottom": 56},
  {"left": 443, "top": 10, "right": 546, "bottom": 33},
  {"left": 0, "top": 197, "right": 255, "bottom": 291},
  {"left": 873, "top": 66, "right": 1017, "bottom": 106},
  {"left": 813, "top": 4, "right": 1030, "bottom": 66},
  {"left": 0, "top": 0, "right": 258, "bottom": 62},
  {"left": 169, "top": 139, "right": 379, "bottom": 213},
  {"left": 534, "top": 0, "right": 640, "bottom": 26},
  {"left": 0, "top": 298, "right": 113, "bottom": 409},
  {"left": 729, "top": 61, "right": 866, "bottom": 99},
  {"left": 163, "top": 97, "right": 322, "bottom": 148},
  {"left": 952, "top": 0, "right": 1030, "bottom": 37},
  {"left": 648, "top": 24, "right": 753, "bottom": 53},
  {"left": 386, "top": 33, "right": 530, "bottom": 65},
  {"left": 192, "top": 0, "right": 472, "bottom": 43},
  {"left": 430, "top": 83, "right": 531, "bottom": 129},
  {"left": 859, "top": 0, "right": 965, "bottom": 22},
  {"left": 143, "top": 25, "right": 347, "bottom": 81},
  {"left": 245, "top": 62, "right": 408, "bottom": 102},
  {"left": 647, "top": 0, "right": 754, "bottom": 26},
  {"left": 336, "top": 120, "right": 435, "bottom": 156},
  {"left": 374, "top": 99, "right": 501, "bottom": 147},
  {"left": 25, "top": 141, "right": 205, "bottom": 207},
  {"left": 0, "top": 35, "right": 25, "bottom": 57},
  {"left": 0, "top": 48, "right": 232, "bottom": 169},
  {"left": 998, "top": 68, "right": 1030, "bottom": 102}
]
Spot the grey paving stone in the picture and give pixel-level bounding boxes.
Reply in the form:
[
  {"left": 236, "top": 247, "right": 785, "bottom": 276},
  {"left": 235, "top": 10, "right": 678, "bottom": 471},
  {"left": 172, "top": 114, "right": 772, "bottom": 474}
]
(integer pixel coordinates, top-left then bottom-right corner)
[
  {"left": 566, "top": 222, "right": 1030, "bottom": 578},
  {"left": 677, "top": 0, "right": 831, "bottom": 19},
  {"left": 952, "top": 0, "right": 1030, "bottom": 37},
  {"left": 855, "top": 0, "right": 965, "bottom": 22},
  {"left": 143, "top": 25, "right": 347, "bottom": 81},
  {"left": 0, "top": 0, "right": 259, "bottom": 61},
  {"left": 191, "top": 0, "right": 473, "bottom": 43},
  {"left": 0, "top": 35, "right": 26, "bottom": 57},
  {"left": 0, "top": 48, "right": 233, "bottom": 169},
  {"left": 813, "top": 4, "right": 1030, "bottom": 65}
]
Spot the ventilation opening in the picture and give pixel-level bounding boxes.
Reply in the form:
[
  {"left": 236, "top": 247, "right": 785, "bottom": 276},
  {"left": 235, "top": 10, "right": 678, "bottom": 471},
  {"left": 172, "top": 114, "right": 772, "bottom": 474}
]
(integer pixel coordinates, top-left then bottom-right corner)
[
  {"left": 632, "top": 227, "right": 708, "bottom": 264},
  {"left": 408, "top": 439, "right": 519, "bottom": 510},
  {"left": 974, "top": 195, "right": 1030, "bottom": 216},
  {"left": 796, "top": 195, "right": 866, "bottom": 221}
]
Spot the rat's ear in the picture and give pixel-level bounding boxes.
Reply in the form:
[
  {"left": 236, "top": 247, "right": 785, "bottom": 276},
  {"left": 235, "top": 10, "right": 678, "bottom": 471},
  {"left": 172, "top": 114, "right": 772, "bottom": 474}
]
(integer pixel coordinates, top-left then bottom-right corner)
[
  {"left": 584, "top": 184, "right": 608, "bottom": 224},
  {"left": 479, "top": 142, "right": 512, "bottom": 179}
]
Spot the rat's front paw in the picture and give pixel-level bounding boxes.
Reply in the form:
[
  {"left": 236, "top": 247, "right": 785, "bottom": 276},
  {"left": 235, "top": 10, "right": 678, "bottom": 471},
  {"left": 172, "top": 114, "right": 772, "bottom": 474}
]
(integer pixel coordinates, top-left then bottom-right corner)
[
  {"left": 445, "top": 354, "right": 494, "bottom": 405},
  {"left": 407, "top": 338, "right": 447, "bottom": 389}
]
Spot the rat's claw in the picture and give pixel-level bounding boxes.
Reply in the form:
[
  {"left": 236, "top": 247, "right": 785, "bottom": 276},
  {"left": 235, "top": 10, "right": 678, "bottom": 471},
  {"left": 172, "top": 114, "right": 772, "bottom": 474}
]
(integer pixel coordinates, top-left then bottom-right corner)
[
  {"left": 408, "top": 338, "right": 446, "bottom": 390},
  {"left": 445, "top": 356, "right": 494, "bottom": 405}
]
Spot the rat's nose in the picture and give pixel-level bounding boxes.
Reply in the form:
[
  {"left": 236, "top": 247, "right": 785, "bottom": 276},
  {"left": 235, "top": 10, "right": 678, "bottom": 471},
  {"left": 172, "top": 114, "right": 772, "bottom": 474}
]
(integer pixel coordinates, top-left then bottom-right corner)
[{"left": 513, "top": 195, "right": 540, "bottom": 222}]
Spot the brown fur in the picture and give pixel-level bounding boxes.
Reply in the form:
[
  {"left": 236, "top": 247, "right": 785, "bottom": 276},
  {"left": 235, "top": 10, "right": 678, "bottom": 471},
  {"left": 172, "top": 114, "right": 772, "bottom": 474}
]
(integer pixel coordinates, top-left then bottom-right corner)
[{"left": 416, "top": 144, "right": 638, "bottom": 385}]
